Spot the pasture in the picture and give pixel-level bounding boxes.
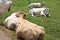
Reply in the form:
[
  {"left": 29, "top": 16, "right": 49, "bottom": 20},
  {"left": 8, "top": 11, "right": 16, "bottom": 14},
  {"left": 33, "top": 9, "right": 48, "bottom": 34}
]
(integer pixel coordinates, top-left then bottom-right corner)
[{"left": 0, "top": 0, "right": 60, "bottom": 40}]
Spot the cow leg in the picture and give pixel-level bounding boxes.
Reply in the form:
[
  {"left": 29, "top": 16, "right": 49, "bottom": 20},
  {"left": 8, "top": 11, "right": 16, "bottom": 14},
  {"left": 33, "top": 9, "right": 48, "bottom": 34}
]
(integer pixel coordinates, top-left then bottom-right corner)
[{"left": 8, "top": 3, "right": 11, "bottom": 12}]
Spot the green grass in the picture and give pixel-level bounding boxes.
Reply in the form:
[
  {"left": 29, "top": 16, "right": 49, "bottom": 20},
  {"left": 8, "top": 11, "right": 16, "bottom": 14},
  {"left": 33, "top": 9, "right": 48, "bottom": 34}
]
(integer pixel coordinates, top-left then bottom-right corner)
[{"left": 0, "top": 0, "right": 60, "bottom": 40}]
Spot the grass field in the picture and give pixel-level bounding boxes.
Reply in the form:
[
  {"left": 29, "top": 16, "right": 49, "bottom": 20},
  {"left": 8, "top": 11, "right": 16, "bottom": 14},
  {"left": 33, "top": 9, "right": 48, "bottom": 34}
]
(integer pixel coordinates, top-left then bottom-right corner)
[{"left": 0, "top": 0, "right": 60, "bottom": 40}]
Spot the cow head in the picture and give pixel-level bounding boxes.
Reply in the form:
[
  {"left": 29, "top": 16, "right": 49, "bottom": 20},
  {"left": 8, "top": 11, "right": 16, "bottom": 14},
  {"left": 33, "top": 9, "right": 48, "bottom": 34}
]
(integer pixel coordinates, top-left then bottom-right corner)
[{"left": 16, "top": 11, "right": 26, "bottom": 19}]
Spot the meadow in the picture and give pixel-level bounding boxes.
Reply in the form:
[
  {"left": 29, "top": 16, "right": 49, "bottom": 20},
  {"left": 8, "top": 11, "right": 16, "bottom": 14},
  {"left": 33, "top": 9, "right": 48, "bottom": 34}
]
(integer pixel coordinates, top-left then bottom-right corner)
[{"left": 0, "top": 0, "right": 60, "bottom": 40}]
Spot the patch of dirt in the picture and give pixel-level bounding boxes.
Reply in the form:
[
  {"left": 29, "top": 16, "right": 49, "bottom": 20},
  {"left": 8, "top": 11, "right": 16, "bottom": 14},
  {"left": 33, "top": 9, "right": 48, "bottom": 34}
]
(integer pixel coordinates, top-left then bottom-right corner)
[
  {"left": 0, "top": 29, "right": 11, "bottom": 40},
  {"left": 0, "top": 25, "right": 17, "bottom": 40}
]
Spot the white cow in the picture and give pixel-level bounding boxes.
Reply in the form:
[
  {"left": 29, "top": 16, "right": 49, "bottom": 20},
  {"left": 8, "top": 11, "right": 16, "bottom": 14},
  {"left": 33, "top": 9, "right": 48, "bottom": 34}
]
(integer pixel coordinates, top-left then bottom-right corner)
[
  {"left": 29, "top": 7, "right": 50, "bottom": 17},
  {"left": 0, "top": 0, "right": 12, "bottom": 24},
  {"left": 29, "top": 1, "right": 45, "bottom": 8},
  {"left": 3, "top": 12, "right": 19, "bottom": 30}
]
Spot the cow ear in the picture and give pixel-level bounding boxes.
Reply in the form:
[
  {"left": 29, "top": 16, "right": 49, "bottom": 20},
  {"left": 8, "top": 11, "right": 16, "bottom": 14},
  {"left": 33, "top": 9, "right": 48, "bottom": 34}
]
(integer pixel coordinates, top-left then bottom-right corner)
[
  {"left": 23, "top": 14, "right": 26, "bottom": 19},
  {"left": 15, "top": 13, "right": 20, "bottom": 17},
  {"left": 15, "top": 12, "right": 21, "bottom": 17}
]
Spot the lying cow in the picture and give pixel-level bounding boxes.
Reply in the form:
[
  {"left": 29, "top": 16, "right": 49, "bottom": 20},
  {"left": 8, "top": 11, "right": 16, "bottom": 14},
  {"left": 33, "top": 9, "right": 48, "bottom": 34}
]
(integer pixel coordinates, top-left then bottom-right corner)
[
  {"left": 16, "top": 12, "right": 45, "bottom": 40},
  {"left": 29, "top": 7, "right": 50, "bottom": 17},
  {"left": 29, "top": 1, "right": 45, "bottom": 8}
]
